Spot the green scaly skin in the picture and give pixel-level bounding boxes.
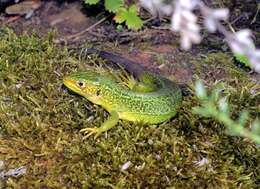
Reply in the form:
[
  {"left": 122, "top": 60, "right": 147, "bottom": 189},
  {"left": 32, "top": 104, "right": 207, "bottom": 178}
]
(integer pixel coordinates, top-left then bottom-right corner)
[{"left": 63, "top": 71, "right": 182, "bottom": 138}]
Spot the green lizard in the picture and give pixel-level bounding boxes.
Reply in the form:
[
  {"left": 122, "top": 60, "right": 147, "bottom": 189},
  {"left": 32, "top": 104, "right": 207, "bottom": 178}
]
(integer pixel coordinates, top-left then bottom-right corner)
[{"left": 63, "top": 50, "right": 182, "bottom": 138}]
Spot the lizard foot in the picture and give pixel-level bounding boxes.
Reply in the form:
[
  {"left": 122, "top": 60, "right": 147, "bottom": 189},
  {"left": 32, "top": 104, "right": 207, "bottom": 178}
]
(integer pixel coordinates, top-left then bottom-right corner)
[{"left": 80, "top": 127, "right": 102, "bottom": 139}]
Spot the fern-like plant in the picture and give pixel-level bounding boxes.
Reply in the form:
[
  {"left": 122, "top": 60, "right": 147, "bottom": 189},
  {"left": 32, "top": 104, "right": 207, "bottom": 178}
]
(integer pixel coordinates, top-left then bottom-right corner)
[{"left": 193, "top": 81, "right": 260, "bottom": 144}]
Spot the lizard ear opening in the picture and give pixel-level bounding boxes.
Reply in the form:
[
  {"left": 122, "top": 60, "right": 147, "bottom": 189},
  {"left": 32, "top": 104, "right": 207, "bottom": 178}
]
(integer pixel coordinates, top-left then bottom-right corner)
[{"left": 92, "top": 76, "right": 101, "bottom": 86}]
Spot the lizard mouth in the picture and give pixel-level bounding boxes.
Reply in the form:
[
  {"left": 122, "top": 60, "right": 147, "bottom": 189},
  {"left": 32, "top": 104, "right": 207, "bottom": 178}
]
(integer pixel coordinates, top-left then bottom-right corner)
[{"left": 63, "top": 77, "right": 82, "bottom": 94}]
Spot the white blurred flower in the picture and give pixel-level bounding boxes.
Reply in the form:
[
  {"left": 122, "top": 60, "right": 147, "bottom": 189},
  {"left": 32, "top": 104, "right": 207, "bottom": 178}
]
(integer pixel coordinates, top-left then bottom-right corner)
[
  {"left": 212, "top": 8, "right": 229, "bottom": 19},
  {"left": 236, "top": 29, "right": 253, "bottom": 44},
  {"left": 140, "top": 0, "right": 161, "bottom": 15},
  {"left": 139, "top": 0, "right": 260, "bottom": 73},
  {"left": 235, "top": 30, "right": 254, "bottom": 45},
  {"left": 172, "top": 0, "right": 201, "bottom": 49},
  {"left": 181, "top": 35, "right": 192, "bottom": 50},
  {"left": 182, "top": 9, "right": 197, "bottom": 23},
  {"left": 171, "top": 6, "right": 181, "bottom": 30},
  {"left": 140, "top": 0, "right": 173, "bottom": 16},
  {"left": 180, "top": 26, "right": 201, "bottom": 49},
  {"left": 228, "top": 30, "right": 253, "bottom": 56},
  {"left": 227, "top": 29, "right": 260, "bottom": 72},
  {"left": 204, "top": 8, "right": 229, "bottom": 32},
  {"left": 249, "top": 50, "right": 260, "bottom": 72},
  {"left": 178, "top": 0, "right": 199, "bottom": 10}
]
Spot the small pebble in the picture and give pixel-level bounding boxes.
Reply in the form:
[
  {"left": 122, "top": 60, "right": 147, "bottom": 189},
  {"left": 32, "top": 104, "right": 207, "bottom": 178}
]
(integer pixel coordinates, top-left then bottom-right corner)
[
  {"left": 193, "top": 157, "right": 209, "bottom": 167},
  {"left": 4, "top": 166, "right": 27, "bottom": 177},
  {"left": 148, "top": 139, "right": 153, "bottom": 145},
  {"left": 121, "top": 161, "right": 131, "bottom": 171},
  {"left": 155, "top": 154, "right": 161, "bottom": 160},
  {"left": 0, "top": 160, "right": 4, "bottom": 170}
]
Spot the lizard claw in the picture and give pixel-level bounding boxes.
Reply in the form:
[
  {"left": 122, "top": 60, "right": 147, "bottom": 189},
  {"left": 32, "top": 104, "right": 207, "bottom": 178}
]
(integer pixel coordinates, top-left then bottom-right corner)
[{"left": 80, "top": 127, "right": 102, "bottom": 139}]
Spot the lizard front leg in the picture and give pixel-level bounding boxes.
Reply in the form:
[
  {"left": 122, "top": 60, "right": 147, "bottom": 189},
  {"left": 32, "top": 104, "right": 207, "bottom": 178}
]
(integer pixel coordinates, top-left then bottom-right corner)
[{"left": 80, "top": 110, "right": 119, "bottom": 139}]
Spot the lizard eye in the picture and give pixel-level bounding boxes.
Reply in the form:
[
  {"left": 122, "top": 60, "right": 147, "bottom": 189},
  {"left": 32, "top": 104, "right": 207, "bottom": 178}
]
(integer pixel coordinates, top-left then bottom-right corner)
[
  {"left": 77, "top": 80, "right": 85, "bottom": 88},
  {"left": 96, "top": 89, "right": 101, "bottom": 96}
]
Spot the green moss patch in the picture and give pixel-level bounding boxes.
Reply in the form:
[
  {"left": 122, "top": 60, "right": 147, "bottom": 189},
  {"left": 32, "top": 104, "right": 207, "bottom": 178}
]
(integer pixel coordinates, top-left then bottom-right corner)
[{"left": 0, "top": 30, "right": 259, "bottom": 188}]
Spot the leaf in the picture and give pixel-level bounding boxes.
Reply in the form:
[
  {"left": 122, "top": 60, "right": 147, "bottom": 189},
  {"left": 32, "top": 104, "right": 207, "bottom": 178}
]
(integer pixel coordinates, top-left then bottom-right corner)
[
  {"left": 195, "top": 80, "right": 206, "bottom": 99},
  {"left": 192, "top": 107, "right": 212, "bottom": 117},
  {"left": 251, "top": 120, "right": 260, "bottom": 134},
  {"left": 105, "top": 0, "right": 123, "bottom": 13},
  {"left": 114, "top": 5, "right": 142, "bottom": 30},
  {"left": 84, "top": 0, "right": 99, "bottom": 5},
  {"left": 125, "top": 5, "right": 143, "bottom": 30},
  {"left": 209, "top": 88, "right": 220, "bottom": 102},
  {"left": 238, "top": 111, "right": 248, "bottom": 126},
  {"left": 234, "top": 53, "right": 251, "bottom": 67},
  {"left": 114, "top": 8, "right": 127, "bottom": 23},
  {"left": 218, "top": 97, "right": 229, "bottom": 114}
]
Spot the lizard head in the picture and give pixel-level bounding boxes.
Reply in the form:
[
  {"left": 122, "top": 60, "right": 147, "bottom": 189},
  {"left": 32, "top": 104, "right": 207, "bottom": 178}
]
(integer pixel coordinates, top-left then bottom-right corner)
[{"left": 63, "top": 71, "right": 104, "bottom": 103}]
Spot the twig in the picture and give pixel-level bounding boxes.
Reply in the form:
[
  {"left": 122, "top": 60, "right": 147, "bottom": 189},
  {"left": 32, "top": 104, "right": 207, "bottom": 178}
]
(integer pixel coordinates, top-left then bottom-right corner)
[
  {"left": 55, "top": 16, "right": 108, "bottom": 43},
  {"left": 142, "top": 15, "right": 157, "bottom": 24}
]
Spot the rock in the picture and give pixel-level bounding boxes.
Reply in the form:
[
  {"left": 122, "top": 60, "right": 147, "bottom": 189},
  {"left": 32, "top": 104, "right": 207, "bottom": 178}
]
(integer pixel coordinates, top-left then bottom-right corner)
[{"left": 5, "top": 0, "right": 41, "bottom": 18}]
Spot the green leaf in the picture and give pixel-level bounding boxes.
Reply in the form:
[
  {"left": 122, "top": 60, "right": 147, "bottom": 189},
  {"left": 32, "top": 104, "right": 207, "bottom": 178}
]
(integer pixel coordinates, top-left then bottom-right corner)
[
  {"left": 195, "top": 81, "right": 206, "bottom": 99},
  {"left": 192, "top": 107, "right": 207, "bottom": 116},
  {"left": 105, "top": 0, "right": 123, "bottom": 13},
  {"left": 251, "top": 120, "right": 260, "bottom": 134},
  {"left": 234, "top": 53, "right": 251, "bottom": 67},
  {"left": 218, "top": 97, "right": 229, "bottom": 114},
  {"left": 116, "top": 25, "right": 124, "bottom": 32},
  {"left": 238, "top": 111, "right": 249, "bottom": 126},
  {"left": 125, "top": 5, "right": 143, "bottom": 29},
  {"left": 114, "top": 5, "right": 142, "bottom": 30},
  {"left": 114, "top": 8, "right": 127, "bottom": 23},
  {"left": 209, "top": 88, "right": 220, "bottom": 102},
  {"left": 84, "top": 0, "right": 100, "bottom": 5},
  {"left": 192, "top": 106, "right": 213, "bottom": 117}
]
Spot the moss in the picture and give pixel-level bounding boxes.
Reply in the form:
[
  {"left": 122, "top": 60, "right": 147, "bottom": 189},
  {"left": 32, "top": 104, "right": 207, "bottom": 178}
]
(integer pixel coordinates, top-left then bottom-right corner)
[
  {"left": 155, "top": 54, "right": 170, "bottom": 66},
  {"left": 0, "top": 29, "right": 259, "bottom": 188},
  {"left": 194, "top": 52, "right": 247, "bottom": 81},
  {"left": 193, "top": 52, "right": 259, "bottom": 111}
]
